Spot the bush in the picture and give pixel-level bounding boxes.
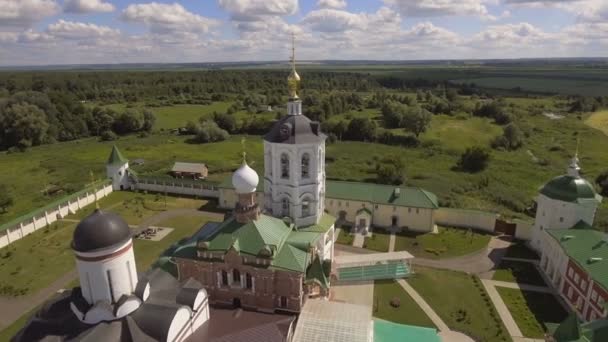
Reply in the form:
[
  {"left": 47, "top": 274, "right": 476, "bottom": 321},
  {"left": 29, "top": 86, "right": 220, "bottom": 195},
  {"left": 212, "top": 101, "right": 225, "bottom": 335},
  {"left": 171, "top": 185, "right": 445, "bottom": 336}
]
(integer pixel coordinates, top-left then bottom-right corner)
[
  {"left": 457, "top": 146, "right": 491, "bottom": 173},
  {"left": 100, "top": 130, "right": 118, "bottom": 141},
  {"left": 193, "top": 120, "right": 229, "bottom": 143},
  {"left": 492, "top": 123, "right": 523, "bottom": 150}
]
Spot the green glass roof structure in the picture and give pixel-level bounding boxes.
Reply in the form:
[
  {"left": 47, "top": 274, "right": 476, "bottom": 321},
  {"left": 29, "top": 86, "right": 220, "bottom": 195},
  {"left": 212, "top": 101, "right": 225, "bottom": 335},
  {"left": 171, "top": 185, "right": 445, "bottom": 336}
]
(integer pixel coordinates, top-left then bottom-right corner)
[
  {"left": 547, "top": 225, "right": 608, "bottom": 291},
  {"left": 374, "top": 319, "right": 441, "bottom": 342},
  {"left": 540, "top": 175, "right": 599, "bottom": 204}
]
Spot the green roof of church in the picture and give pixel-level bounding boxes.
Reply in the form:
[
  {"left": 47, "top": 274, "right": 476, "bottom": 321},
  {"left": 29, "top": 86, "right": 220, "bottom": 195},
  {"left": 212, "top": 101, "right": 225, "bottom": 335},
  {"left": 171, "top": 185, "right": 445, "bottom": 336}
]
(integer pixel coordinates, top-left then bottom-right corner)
[
  {"left": 547, "top": 312, "right": 608, "bottom": 342},
  {"left": 297, "top": 213, "right": 336, "bottom": 233},
  {"left": 305, "top": 256, "right": 329, "bottom": 289},
  {"left": 540, "top": 175, "right": 599, "bottom": 204},
  {"left": 107, "top": 145, "right": 128, "bottom": 166},
  {"left": 547, "top": 225, "right": 608, "bottom": 291},
  {"left": 173, "top": 214, "right": 324, "bottom": 273}
]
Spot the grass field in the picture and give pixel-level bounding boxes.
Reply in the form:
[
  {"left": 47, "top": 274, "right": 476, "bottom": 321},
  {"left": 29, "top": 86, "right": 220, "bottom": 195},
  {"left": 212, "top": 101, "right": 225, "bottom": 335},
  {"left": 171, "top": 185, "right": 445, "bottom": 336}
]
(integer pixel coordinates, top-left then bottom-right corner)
[
  {"left": 393, "top": 226, "right": 491, "bottom": 259},
  {"left": 373, "top": 279, "right": 436, "bottom": 328},
  {"left": 364, "top": 228, "right": 391, "bottom": 252},
  {"left": 584, "top": 110, "right": 608, "bottom": 136},
  {"left": 492, "top": 260, "right": 547, "bottom": 286},
  {"left": 496, "top": 287, "right": 567, "bottom": 338},
  {"left": 335, "top": 224, "right": 354, "bottom": 245},
  {"left": 408, "top": 266, "right": 511, "bottom": 342}
]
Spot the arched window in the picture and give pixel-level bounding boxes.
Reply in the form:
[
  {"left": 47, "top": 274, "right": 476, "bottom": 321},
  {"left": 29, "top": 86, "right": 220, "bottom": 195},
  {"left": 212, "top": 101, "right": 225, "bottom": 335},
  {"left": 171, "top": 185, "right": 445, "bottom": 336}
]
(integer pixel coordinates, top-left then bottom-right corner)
[
  {"left": 233, "top": 269, "right": 241, "bottom": 285},
  {"left": 301, "top": 153, "right": 310, "bottom": 179},
  {"left": 281, "top": 153, "right": 289, "bottom": 179},
  {"left": 302, "top": 199, "right": 310, "bottom": 217},
  {"left": 281, "top": 198, "right": 289, "bottom": 217}
]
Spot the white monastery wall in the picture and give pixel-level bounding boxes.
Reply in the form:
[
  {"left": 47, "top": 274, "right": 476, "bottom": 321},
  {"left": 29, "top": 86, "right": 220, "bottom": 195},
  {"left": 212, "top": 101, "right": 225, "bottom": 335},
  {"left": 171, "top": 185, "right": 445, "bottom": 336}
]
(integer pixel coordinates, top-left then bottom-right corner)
[
  {"left": 0, "top": 183, "right": 113, "bottom": 249},
  {"left": 435, "top": 208, "right": 497, "bottom": 232},
  {"left": 134, "top": 179, "right": 219, "bottom": 198},
  {"left": 514, "top": 219, "right": 533, "bottom": 240}
]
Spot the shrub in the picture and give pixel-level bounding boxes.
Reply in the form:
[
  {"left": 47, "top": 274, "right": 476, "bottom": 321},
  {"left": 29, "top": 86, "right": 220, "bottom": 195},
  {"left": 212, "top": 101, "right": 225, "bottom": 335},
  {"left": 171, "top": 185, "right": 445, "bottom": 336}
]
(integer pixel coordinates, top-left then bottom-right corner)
[
  {"left": 457, "top": 146, "right": 491, "bottom": 173},
  {"left": 100, "top": 130, "right": 118, "bottom": 141}
]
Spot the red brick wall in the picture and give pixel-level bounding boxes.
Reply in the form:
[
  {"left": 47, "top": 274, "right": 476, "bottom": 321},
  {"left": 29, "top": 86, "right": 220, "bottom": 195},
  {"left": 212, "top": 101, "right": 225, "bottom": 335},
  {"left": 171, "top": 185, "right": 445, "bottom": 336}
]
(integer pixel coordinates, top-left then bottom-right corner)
[{"left": 562, "top": 259, "right": 608, "bottom": 321}]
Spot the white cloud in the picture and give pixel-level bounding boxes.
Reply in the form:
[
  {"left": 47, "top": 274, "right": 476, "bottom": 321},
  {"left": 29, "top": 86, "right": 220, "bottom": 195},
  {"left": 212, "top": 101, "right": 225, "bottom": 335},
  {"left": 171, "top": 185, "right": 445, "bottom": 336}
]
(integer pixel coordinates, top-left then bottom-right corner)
[
  {"left": 121, "top": 2, "right": 218, "bottom": 34},
  {"left": 383, "top": 0, "right": 492, "bottom": 18},
  {"left": 219, "top": 0, "right": 298, "bottom": 21},
  {"left": 63, "top": 0, "right": 115, "bottom": 14},
  {"left": 0, "top": 0, "right": 59, "bottom": 28},
  {"left": 47, "top": 20, "right": 120, "bottom": 39},
  {"left": 317, "top": 0, "right": 347, "bottom": 9},
  {"left": 303, "top": 9, "right": 366, "bottom": 32}
]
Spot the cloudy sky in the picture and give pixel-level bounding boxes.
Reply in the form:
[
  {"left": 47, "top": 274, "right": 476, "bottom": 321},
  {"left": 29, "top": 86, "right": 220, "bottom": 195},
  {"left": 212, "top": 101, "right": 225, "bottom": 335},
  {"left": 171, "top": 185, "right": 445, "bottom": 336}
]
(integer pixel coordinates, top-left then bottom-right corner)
[{"left": 0, "top": 0, "right": 606, "bottom": 65}]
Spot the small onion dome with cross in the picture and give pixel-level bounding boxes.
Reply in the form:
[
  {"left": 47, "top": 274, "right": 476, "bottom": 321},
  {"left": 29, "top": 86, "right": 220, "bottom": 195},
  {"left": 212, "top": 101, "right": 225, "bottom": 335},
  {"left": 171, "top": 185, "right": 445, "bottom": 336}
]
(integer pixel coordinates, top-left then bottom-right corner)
[
  {"left": 539, "top": 155, "right": 598, "bottom": 203},
  {"left": 72, "top": 209, "right": 131, "bottom": 252},
  {"left": 232, "top": 157, "right": 259, "bottom": 194}
]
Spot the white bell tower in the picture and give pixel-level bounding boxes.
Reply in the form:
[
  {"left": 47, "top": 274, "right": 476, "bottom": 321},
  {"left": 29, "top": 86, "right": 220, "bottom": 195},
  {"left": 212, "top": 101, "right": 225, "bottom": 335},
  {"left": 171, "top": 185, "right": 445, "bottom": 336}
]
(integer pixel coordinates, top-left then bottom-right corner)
[
  {"left": 106, "top": 145, "right": 130, "bottom": 191},
  {"left": 263, "top": 35, "right": 326, "bottom": 227}
]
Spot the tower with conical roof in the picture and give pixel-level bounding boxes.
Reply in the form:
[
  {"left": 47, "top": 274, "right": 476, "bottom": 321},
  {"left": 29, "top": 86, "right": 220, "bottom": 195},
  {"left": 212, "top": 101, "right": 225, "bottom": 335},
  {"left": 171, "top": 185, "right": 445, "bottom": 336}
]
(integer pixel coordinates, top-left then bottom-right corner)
[
  {"left": 263, "top": 34, "right": 326, "bottom": 227},
  {"left": 106, "top": 145, "right": 130, "bottom": 191},
  {"left": 531, "top": 150, "right": 602, "bottom": 251}
]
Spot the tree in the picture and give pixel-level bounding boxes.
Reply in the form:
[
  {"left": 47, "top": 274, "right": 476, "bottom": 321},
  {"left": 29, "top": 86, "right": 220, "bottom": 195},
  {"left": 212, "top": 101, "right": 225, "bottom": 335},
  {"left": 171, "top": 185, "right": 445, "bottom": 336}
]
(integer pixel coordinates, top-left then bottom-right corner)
[
  {"left": 402, "top": 105, "right": 432, "bottom": 138},
  {"left": 345, "top": 118, "right": 377, "bottom": 141},
  {"left": 596, "top": 171, "right": 608, "bottom": 196},
  {"left": 0, "top": 185, "right": 14, "bottom": 213},
  {"left": 375, "top": 157, "right": 405, "bottom": 185},
  {"left": 142, "top": 110, "right": 156, "bottom": 132},
  {"left": 457, "top": 146, "right": 491, "bottom": 173},
  {"left": 381, "top": 101, "right": 405, "bottom": 128},
  {"left": 212, "top": 112, "right": 237, "bottom": 133},
  {"left": 474, "top": 101, "right": 511, "bottom": 125},
  {"left": 193, "top": 120, "right": 230, "bottom": 143},
  {"left": 100, "top": 130, "right": 118, "bottom": 141},
  {"left": 113, "top": 110, "right": 143, "bottom": 134},
  {"left": 492, "top": 123, "right": 523, "bottom": 150},
  {"left": 0, "top": 103, "right": 49, "bottom": 149}
]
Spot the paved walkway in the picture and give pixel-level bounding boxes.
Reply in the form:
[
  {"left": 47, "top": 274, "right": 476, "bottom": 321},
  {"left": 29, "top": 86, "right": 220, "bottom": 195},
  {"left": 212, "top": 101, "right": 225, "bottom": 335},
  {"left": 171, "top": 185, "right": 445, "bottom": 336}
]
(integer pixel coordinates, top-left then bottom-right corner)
[
  {"left": 412, "top": 236, "right": 512, "bottom": 275},
  {"left": 397, "top": 279, "right": 449, "bottom": 332},
  {"left": 388, "top": 233, "right": 396, "bottom": 252},
  {"left": 353, "top": 232, "right": 365, "bottom": 248},
  {"left": 487, "top": 279, "right": 553, "bottom": 293}
]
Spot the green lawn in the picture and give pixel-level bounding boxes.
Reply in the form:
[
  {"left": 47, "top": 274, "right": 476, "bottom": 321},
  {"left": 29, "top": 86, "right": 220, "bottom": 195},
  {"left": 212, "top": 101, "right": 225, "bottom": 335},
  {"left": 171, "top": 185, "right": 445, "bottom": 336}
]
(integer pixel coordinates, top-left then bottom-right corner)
[
  {"left": 393, "top": 226, "right": 491, "bottom": 259},
  {"left": 335, "top": 224, "right": 354, "bottom": 245},
  {"left": 373, "top": 279, "right": 436, "bottom": 328},
  {"left": 504, "top": 240, "right": 540, "bottom": 260},
  {"left": 364, "top": 228, "right": 391, "bottom": 252},
  {"left": 408, "top": 266, "right": 511, "bottom": 342},
  {"left": 496, "top": 287, "right": 568, "bottom": 338},
  {"left": 492, "top": 260, "right": 546, "bottom": 286},
  {"left": 0, "top": 221, "right": 77, "bottom": 296}
]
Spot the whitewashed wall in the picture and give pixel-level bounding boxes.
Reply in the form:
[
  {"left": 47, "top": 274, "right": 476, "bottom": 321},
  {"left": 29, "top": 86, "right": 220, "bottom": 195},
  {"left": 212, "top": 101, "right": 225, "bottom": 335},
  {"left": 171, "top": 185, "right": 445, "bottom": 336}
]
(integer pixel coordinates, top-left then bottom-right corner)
[
  {"left": 134, "top": 179, "right": 219, "bottom": 198},
  {"left": 514, "top": 219, "right": 533, "bottom": 241},
  {"left": 0, "top": 183, "right": 113, "bottom": 249},
  {"left": 435, "top": 208, "right": 498, "bottom": 232}
]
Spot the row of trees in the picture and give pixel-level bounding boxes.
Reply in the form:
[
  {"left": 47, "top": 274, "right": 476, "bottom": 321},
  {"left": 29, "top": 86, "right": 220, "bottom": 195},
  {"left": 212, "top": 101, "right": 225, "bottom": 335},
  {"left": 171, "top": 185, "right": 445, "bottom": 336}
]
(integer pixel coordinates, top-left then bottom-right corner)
[{"left": 0, "top": 91, "right": 154, "bottom": 150}]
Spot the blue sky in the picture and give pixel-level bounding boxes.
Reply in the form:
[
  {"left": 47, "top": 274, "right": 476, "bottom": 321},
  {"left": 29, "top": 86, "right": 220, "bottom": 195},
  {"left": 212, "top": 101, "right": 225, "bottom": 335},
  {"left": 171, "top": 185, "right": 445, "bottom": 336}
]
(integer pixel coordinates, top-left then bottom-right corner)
[{"left": 0, "top": 0, "right": 606, "bottom": 65}]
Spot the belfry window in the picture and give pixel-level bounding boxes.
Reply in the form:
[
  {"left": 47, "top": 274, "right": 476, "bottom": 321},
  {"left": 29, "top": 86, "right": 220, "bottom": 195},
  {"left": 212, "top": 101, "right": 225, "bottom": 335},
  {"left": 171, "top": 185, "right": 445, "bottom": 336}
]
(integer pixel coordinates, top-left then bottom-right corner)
[
  {"left": 301, "top": 153, "right": 310, "bottom": 179},
  {"left": 282, "top": 198, "right": 289, "bottom": 217},
  {"left": 281, "top": 154, "right": 290, "bottom": 179},
  {"left": 302, "top": 200, "right": 310, "bottom": 217}
]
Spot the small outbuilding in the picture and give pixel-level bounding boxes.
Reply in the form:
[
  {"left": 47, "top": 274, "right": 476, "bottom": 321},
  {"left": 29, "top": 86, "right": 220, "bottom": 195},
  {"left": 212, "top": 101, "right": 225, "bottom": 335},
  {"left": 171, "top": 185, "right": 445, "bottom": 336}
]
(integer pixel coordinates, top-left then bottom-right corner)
[{"left": 171, "top": 162, "right": 208, "bottom": 179}]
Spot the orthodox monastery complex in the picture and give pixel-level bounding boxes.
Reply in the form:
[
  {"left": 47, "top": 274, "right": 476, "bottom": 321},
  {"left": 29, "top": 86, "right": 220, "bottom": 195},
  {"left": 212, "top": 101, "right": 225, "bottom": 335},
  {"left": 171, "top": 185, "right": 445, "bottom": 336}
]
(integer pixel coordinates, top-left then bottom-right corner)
[{"left": 8, "top": 42, "right": 608, "bottom": 342}]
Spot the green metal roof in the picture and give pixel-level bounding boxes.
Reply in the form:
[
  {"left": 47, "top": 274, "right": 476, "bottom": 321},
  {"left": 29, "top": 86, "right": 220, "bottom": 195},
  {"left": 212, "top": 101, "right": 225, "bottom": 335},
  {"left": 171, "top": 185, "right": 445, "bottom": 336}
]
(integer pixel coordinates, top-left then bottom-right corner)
[
  {"left": 107, "top": 145, "right": 128, "bottom": 166},
  {"left": 218, "top": 177, "right": 438, "bottom": 209},
  {"left": 540, "top": 175, "right": 599, "bottom": 204},
  {"left": 547, "top": 312, "right": 608, "bottom": 342},
  {"left": 297, "top": 213, "right": 336, "bottom": 233},
  {"left": 286, "top": 230, "right": 321, "bottom": 251},
  {"left": 547, "top": 227, "right": 608, "bottom": 291},
  {"left": 373, "top": 319, "right": 440, "bottom": 342},
  {"left": 326, "top": 180, "right": 439, "bottom": 209},
  {"left": 270, "top": 244, "right": 309, "bottom": 273},
  {"left": 305, "top": 257, "right": 329, "bottom": 289}
]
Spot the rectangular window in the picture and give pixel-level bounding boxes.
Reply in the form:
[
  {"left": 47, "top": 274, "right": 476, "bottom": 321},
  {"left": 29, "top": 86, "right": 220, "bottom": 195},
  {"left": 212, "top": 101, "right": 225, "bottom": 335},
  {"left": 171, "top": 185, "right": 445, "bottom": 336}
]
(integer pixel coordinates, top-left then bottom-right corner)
[
  {"left": 592, "top": 290, "right": 598, "bottom": 301},
  {"left": 106, "top": 270, "right": 115, "bottom": 303},
  {"left": 408, "top": 208, "right": 412, "bottom": 213},
  {"left": 416, "top": 208, "right": 419, "bottom": 214},
  {"left": 581, "top": 280, "right": 586, "bottom": 291},
  {"left": 568, "top": 286, "right": 573, "bottom": 299},
  {"left": 575, "top": 274, "right": 580, "bottom": 284},
  {"left": 221, "top": 270, "right": 228, "bottom": 286},
  {"left": 568, "top": 268, "right": 573, "bottom": 277},
  {"left": 280, "top": 296, "right": 288, "bottom": 308},
  {"left": 560, "top": 217, "right": 564, "bottom": 223},
  {"left": 374, "top": 204, "right": 378, "bottom": 209},
  {"left": 246, "top": 273, "right": 253, "bottom": 290},
  {"left": 393, "top": 206, "right": 396, "bottom": 212}
]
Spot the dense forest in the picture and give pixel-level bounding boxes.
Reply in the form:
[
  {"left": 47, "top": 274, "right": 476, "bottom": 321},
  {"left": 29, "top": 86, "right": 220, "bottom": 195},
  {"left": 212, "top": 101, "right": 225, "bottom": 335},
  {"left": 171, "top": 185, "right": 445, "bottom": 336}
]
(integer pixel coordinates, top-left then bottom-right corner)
[{"left": 0, "top": 70, "right": 607, "bottom": 152}]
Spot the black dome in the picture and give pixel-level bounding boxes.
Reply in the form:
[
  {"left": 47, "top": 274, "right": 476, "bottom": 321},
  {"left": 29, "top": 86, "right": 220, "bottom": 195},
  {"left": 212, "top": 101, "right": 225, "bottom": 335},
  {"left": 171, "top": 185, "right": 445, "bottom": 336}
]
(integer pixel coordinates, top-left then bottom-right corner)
[
  {"left": 264, "top": 114, "right": 326, "bottom": 144},
  {"left": 72, "top": 209, "right": 131, "bottom": 252}
]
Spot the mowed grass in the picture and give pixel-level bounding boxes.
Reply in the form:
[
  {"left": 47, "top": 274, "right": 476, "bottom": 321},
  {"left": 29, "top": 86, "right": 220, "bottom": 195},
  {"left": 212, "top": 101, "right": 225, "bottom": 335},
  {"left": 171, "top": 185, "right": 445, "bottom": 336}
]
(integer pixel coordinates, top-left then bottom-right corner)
[
  {"left": 0, "top": 220, "right": 77, "bottom": 296},
  {"left": 394, "top": 226, "right": 491, "bottom": 259},
  {"left": 492, "top": 260, "right": 547, "bottom": 286},
  {"left": 452, "top": 77, "right": 608, "bottom": 97},
  {"left": 364, "top": 228, "right": 391, "bottom": 252},
  {"left": 496, "top": 287, "right": 567, "bottom": 338},
  {"left": 408, "top": 266, "right": 511, "bottom": 342},
  {"left": 373, "top": 279, "right": 436, "bottom": 328},
  {"left": 584, "top": 110, "right": 608, "bottom": 136}
]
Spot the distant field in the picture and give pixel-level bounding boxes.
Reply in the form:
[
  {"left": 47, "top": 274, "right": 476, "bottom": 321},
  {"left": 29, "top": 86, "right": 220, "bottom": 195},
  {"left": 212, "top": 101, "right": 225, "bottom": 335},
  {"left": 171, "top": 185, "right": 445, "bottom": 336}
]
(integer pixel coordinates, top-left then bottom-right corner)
[
  {"left": 451, "top": 77, "right": 608, "bottom": 97},
  {"left": 584, "top": 111, "right": 608, "bottom": 136}
]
